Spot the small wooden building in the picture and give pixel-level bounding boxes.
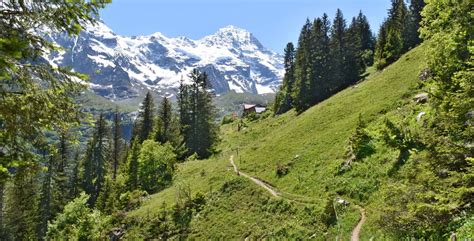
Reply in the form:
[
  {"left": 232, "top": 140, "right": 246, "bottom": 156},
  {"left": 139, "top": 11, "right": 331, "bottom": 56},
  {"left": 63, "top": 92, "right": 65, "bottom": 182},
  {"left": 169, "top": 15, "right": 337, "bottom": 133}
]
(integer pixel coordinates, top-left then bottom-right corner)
[{"left": 242, "top": 104, "right": 267, "bottom": 117}]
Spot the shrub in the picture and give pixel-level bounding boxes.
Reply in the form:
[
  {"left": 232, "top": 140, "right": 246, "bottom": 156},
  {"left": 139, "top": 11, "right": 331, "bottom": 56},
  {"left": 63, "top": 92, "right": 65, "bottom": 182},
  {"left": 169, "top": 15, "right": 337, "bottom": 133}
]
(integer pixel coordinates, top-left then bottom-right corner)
[
  {"left": 119, "top": 189, "right": 149, "bottom": 211},
  {"left": 47, "top": 193, "right": 110, "bottom": 240},
  {"left": 138, "top": 140, "right": 176, "bottom": 193},
  {"left": 276, "top": 163, "right": 290, "bottom": 177}
]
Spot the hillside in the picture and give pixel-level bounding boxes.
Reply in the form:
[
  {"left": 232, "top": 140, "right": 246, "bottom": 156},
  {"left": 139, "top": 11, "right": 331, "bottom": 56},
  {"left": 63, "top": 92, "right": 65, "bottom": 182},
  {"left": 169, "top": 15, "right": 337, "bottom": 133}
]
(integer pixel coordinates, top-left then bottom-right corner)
[{"left": 123, "top": 44, "right": 427, "bottom": 239}]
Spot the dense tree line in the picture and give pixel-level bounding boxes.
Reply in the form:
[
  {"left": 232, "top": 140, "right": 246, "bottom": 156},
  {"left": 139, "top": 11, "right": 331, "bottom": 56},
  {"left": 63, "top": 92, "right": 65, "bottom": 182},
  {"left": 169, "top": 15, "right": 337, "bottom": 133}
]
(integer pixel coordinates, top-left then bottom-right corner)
[
  {"left": 374, "top": 0, "right": 426, "bottom": 69},
  {"left": 274, "top": 10, "right": 375, "bottom": 114},
  {"left": 0, "top": 0, "right": 110, "bottom": 239},
  {"left": 1, "top": 68, "right": 219, "bottom": 239},
  {"left": 0, "top": 4, "right": 218, "bottom": 234}
]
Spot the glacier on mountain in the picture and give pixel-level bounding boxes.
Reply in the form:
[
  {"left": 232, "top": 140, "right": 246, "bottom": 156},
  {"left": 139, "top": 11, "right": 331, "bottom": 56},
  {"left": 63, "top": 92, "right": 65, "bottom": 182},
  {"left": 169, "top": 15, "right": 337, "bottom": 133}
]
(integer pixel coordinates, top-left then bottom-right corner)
[{"left": 45, "top": 21, "right": 284, "bottom": 100}]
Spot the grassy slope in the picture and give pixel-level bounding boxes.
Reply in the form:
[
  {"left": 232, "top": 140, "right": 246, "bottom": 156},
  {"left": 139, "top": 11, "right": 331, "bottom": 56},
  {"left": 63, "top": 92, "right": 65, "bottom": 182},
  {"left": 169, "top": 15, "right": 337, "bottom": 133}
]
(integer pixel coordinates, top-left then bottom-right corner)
[{"left": 129, "top": 45, "right": 426, "bottom": 239}]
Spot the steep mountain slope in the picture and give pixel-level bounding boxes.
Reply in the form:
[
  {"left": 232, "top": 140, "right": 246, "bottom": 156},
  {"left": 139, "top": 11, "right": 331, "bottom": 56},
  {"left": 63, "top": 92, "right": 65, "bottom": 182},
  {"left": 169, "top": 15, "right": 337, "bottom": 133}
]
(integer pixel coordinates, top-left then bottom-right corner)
[
  {"left": 125, "top": 45, "right": 426, "bottom": 239},
  {"left": 44, "top": 21, "right": 283, "bottom": 100}
]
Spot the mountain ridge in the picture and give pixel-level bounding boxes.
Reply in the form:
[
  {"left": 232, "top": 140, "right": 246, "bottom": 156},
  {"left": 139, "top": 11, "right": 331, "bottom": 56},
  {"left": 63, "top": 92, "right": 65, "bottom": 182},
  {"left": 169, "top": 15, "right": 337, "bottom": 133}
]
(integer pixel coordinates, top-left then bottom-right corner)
[{"left": 44, "top": 21, "right": 284, "bottom": 100}]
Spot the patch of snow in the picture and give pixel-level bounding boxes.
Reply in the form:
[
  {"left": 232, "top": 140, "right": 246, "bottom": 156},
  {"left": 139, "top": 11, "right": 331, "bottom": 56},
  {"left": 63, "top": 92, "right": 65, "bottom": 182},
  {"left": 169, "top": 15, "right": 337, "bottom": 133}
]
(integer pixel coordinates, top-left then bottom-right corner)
[
  {"left": 88, "top": 54, "right": 115, "bottom": 68},
  {"left": 255, "top": 84, "right": 274, "bottom": 94}
]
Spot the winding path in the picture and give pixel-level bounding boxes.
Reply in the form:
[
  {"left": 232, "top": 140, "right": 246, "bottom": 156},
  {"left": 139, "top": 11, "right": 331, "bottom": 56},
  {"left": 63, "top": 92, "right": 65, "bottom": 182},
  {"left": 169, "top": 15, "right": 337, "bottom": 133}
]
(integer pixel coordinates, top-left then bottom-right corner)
[
  {"left": 350, "top": 205, "right": 366, "bottom": 241},
  {"left": 229, "top": 155, "right": 366, "bottom": 240},
  {"left": 229, "top": 155, "right": 279, "bottom": 197}
]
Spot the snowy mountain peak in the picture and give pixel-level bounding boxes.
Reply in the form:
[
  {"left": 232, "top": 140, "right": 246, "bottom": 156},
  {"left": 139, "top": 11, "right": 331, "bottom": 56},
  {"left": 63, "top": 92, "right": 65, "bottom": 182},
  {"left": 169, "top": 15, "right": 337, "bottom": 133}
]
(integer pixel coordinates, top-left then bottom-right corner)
[
  {"left": 45, "top": 22, "right": 283, "bottom": 100},
  {"left": 85, "top": 20, "right": 115, "bottom": 39},
  {"left": 201, "top": 25, "right": 263, "bottom": 50},
  {"left": 216, "top": 25, "right": 251, "bottom": 35}
]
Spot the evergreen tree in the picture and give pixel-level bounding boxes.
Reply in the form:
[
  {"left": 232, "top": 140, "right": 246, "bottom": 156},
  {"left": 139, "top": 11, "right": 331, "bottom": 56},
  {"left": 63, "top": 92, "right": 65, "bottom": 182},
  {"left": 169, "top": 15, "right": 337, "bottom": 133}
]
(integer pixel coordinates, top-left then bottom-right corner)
[
  {"left": 37, "top": 150, "right": 54, "bottom": 238},
  {"left": 96, "top": 176, "right": 117, "bottom": 214},
  {"left": 126, "top": 139, "right": 140, "bottom": 191},
  {"left": 0, "top": 0, "right": 110, "bottom": 185},
  {"left": 53, "top": 131, "right": 70, "bottom": 213},
  {"left": 82, "top": 113, "right": 109, "bottom": 206},
  {"left": 375, "top": 0, "right": 409, "bottom": 69},
  {"left": 345, "top": 17, "right": 363, "bottom": 82},
  {"left": 405, "top": 0, "right": 426, "bottom": 48},
  {"left": 178, "top": 69, "right": 219, "bottom": 158},
  {"left": 157, "top": 97, "right": 172, "bottom": 144},
  {"left": 329, "top": 9, "right": 347, "bottom": 91},
  {"left": 4, "top": 167, "right": 39, "bottom": 240},
  {"left": 68, "top": 152, "right": 81, "bottom": 200},
  {"left": 274, "top": 42, "right": 296, "bottom": 114},
  {"left": 374, "top": 20, "right": 389, "bottom": 69},
  {"left": 111, "top": 107, "right": 123, "bottom": 180},
  {"left": 136, "top": 92, "right": 155, "bottom": 144},
  {"left": 353, "top": 11, "right": 376, "bottom": 69},
  {"left": 309, "top": 16, "right": 332, "bottom": 104},
  {"left": 156, "top": 97, "right": 185, "bottom": 158},
  {"left": 357, "top": 11, "right": 376, "bottom": 54},
  {"left": 292, "top": 19, "right": 313, "bottom": 113}
]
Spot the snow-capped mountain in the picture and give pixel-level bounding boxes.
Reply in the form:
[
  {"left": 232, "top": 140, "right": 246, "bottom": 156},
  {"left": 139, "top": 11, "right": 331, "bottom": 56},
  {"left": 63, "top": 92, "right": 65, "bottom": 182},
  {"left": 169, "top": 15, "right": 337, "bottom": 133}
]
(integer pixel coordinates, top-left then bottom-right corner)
[{"left": 45, "top": 21, "right": 284, "bottom": 100}]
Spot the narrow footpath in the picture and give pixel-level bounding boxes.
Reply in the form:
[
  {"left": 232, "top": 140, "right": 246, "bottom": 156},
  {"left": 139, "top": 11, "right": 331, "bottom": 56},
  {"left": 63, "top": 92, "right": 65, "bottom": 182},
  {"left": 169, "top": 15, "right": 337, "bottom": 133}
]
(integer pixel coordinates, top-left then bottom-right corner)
[
  {"left": 350, "top": 205, "right": 366, "bottom": 241},
  {"left": 229, "top": 155, "right": 366, "bottom": 240},
  {"left": 229, "top": 155, "right": 278, "bottom": 197}
]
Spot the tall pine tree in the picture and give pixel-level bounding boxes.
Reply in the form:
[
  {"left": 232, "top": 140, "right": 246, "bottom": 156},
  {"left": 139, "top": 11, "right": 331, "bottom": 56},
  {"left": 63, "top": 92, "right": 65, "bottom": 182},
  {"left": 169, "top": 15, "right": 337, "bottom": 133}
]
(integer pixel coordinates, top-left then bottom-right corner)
[
  {"left": 178, "top": 69, "right": 219, "bottom": 158},
  {"left": 292, "top": 19, "right": 313, "bottom": 113},
  {"left": 82, "top": 113, "right": 109, "bottom": 206},
  {"left": 4, "top": 166, "right": 39, "bottom": 240},
  {"left": 156, "top": 97, "right": 172, "bottom": 144},
  {"left": 309, "top": 15, "right": 332, "bottom": 104},
  {"left": 274, "top": 42, "right": 296, "bottom": 114},
  {"left": 111, "top": 107, "right": 123, "bottom": 180},
  {"left": 405, "top": 0, "right": 426, "bottom": 49},
  {"left": 375, "top": 0, "right": 409, "bottom": 69},
  {"left": 37, "top": 148, "right": 54, "bottom": 238},
  {"left": 126, "top": 139, "right": 140, "bottom": 191},
  {"left": 135, "top": 92, "right": 155, "bottom": 144}
]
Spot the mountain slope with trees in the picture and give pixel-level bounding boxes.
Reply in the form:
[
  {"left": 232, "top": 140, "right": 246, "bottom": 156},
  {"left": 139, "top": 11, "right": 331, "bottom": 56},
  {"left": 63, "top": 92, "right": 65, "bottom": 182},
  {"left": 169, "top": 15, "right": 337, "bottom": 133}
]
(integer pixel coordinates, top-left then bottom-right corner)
[
  {"left": 0, "top": 0, "right": 471, "bottom": 240},
  {"left": 126, "top": 44, "right": 432, "bottom": 239}
]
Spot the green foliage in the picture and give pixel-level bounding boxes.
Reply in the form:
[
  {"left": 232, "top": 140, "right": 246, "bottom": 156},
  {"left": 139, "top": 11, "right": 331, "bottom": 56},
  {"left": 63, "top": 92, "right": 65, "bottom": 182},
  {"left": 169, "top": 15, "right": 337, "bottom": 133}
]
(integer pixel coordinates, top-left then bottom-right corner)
[
  {"left": 375, "top": 0, "right": 424, "bottom": 70},
  {"left": 292, "top": 19, "right": 313, "bottom": 113},
  {"left": 82, "top": 113, "right": 109, "bottom": 206},
  {"left": 178, "top": 69, "right": 219, "bottom": 159},
  {"left": 138, "top": 140, "right": 176, "bottom": 193},
  {"left": 274, "top": 42, "right": 296, "bottom": 115},
  {"left": 363, "top": 1, "right": 473, "bottom": 234},
  {"left": 278, "top": 10, "right": 373, "bottom": 114},
  {"left": 47, "top": 193, "right": 110, "bottom": 240},
  {"left": 4, "top": 167, "right": 39, "bottom": 240},
  {"left": 96, "top": 176, "right": 119, "bottom": 215},
  {"left": 119, "top": 189, "right": 149, "bottom": 211},
  {"left": 126, "top": 139, "right": 140, "bottom": 191},
  {"left": 156, "top": 96, "right": 172, "bottom": 143},
  {"left": 111, "top": 107, "right": 124, "bottom": 180},
  {"left": 456, "top": 215, "right": 474, "bottom": 240},
  {"left": 155, "top": 96, "right": 184, "bottom": 158},
  {"left": 128, "top": 46, "right": 425, "bottom": 239},
  {"left": 221, "top": 114, "right": 236, "bottom": 125},
  {"left": 134, "top": 92, "right": 155, "bottom": 143},
  {"left": 347, "top": 115, "right": 374, "bottom": 160},
  {"left": 0, "top": 0, "right": 110, "bottom": 183}
]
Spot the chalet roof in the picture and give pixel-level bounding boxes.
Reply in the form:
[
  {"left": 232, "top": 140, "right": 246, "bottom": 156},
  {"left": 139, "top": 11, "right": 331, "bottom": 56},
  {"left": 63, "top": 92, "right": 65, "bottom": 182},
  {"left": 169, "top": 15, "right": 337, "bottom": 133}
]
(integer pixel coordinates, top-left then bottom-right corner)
[{"left": 243, "top": 104, "right": 256, "bottom": 110}]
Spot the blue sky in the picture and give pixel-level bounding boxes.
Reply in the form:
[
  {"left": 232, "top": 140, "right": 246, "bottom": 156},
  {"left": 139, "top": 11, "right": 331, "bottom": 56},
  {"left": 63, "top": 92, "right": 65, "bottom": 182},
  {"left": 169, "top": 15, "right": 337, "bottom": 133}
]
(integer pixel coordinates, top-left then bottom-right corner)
[{"left": 100, "top": 0, "right": 391, "bottom": 53}]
